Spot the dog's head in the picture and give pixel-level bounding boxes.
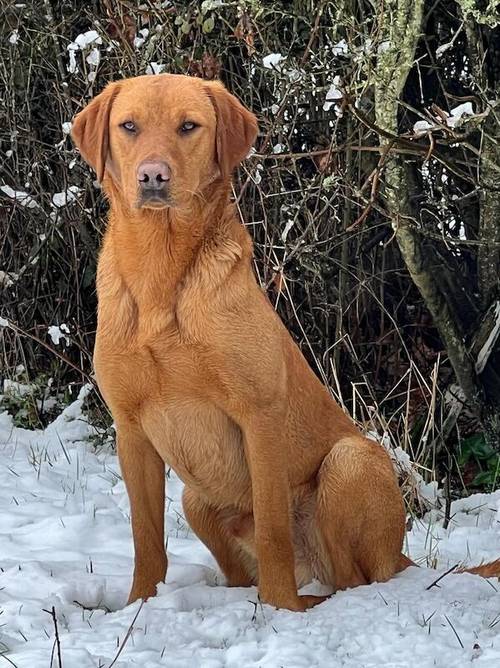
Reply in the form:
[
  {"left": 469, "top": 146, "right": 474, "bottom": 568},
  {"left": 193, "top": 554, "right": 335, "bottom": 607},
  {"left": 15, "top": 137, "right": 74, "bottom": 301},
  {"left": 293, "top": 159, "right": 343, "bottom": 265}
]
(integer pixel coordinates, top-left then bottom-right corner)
[{"left": 71, "top": 74, "right": 258, "bottom": 211}]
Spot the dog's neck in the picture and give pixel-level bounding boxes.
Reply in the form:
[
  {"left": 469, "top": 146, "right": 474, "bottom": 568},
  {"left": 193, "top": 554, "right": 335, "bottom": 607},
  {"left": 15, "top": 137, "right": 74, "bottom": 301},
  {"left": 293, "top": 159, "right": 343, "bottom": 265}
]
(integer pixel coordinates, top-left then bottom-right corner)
[
  {"left": 98, "top": 179, "right": 247, "bottom": 342},
  {"left": 107, "top": 179, "right": 234, "bottom": 281}
]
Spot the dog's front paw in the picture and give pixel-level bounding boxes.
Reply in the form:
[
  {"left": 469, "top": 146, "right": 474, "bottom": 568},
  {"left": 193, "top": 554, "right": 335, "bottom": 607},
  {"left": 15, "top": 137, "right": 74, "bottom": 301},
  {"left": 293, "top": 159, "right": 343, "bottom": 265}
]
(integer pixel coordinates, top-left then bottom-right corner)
[
  {"left": 296, "top": 594, "right": 328, "bottom": 610},
  {"left": 127, "top": 580, "right": 159, "bottom": 605},
  {"left": 259, "top": 591, "right": 328, "bottom": 612}
]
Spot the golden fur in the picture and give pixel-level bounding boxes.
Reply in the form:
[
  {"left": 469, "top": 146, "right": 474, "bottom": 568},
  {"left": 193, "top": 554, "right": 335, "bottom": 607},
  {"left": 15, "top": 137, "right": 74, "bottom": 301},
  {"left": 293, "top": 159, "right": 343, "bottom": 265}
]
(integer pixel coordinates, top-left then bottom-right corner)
[{"left": 71, "top": 74, "right": 499, "bottom": 612}]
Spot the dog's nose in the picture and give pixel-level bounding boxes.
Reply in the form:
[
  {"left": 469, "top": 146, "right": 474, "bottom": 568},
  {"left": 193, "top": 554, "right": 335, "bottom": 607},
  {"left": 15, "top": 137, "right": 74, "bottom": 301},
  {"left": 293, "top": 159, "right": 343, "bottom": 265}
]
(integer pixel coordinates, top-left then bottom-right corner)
[{"left": 137, "top": 161, "right": 171, "bottom": 191}]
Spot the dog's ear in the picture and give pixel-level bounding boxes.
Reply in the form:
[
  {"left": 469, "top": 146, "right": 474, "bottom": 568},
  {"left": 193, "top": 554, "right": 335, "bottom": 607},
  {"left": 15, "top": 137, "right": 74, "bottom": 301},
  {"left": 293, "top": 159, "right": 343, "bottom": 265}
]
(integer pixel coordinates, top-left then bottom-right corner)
[
  {"left": 71, "top": 83, "right": 120, "bottom": 183},
  {"left": 204, "top": 81, "right": 258, "bottom": 179}
]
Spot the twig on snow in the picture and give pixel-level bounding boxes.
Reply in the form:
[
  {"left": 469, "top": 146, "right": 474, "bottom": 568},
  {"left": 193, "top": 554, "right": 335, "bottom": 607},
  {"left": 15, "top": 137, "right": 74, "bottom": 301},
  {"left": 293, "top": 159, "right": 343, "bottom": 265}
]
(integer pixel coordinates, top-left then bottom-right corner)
[
  {"left": 43, "top": 606, "right": 63, "bottom": 668},
  {"left": 425, "top": 563, "right": 459, "bottom": 590},
  {"left": 107, "top": 600, "right": 144, "bottom": 668}
]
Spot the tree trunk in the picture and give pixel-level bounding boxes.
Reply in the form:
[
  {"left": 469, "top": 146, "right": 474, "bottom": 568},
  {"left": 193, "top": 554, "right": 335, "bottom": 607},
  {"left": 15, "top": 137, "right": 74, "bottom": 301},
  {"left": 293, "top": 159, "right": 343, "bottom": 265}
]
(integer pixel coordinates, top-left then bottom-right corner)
[{"left": 371, "top": 0, "right": 500, "bottom": 444}]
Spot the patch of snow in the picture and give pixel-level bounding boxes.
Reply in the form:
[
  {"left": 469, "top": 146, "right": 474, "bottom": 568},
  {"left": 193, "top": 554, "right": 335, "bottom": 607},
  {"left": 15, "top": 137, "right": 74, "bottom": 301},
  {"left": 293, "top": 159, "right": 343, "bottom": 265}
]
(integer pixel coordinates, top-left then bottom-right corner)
[
  {"left": 85, "top": 47, "right": 100, "bottom": 67},
  {"left": 3, "top": 379, "right": 33, "bottom": 397},
  {"left": 253, "top": 164, "right": 264, "bottom": 185},
  {"left": 0, "top": 185, "right": 38, "bottom": 209},
  {"left": 51, "top": 185, "right": 81, "bottom": 208},
  {"left": 0, "top": 316, "right": 9, "bottom": 327},
  {"left": 323, "top": 76, "right": 343, "bottom": 111},
  {"left": 0, "top": 390, "right": 500, "bottom": 665},
  {"left": 47, "top": 324, "right": 71, "bottom": 346},
  {"left": 61, "top": 121, "right": 72, "bottom": 136},
  {"left": 457, "top": 218, "right": 466, "bottom": 240},
  {"left": 133, "top": 28, "right": 149, "bottom": 49},
  {"left": 262, "top": 53, "right": 283, "bottom": 69},
  {"left": 8, "top": 30, "right": 19, "bottom": 45},
  {"left": 370, "top": 431, "right": 442, "bottom": 511},
  {"left": 446, "top": 102, "right": 474, "bottom": 128},
  {"left": 146, "top": 61, "right": 165, "bottom": 75},
  {"left": 67, "top": 30, "right": 102, "bottom": 74},
  {"left": 73, "top": 30, "right": 102, "bottom": 50},
  {"left": 419, "top": 480, "right": 440, "bottom": 506},
  {"left": 413, "top": 120, "right": 433, "bottom": 133},
  {"left": 68, "top": 48, "right": 77, "bottom": 74},
  {"left": 281, "top": 220, "right": 294, "bottom": 242},
  {"left": 332, "top": 39, "right": 348, "bottom": 56}
]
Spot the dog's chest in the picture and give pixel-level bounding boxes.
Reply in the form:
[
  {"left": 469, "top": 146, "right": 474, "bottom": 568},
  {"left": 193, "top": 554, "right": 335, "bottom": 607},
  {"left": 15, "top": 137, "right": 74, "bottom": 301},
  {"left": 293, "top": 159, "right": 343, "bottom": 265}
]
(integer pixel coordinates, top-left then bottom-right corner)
[{"left": 141, "top": 398, "right": 252, "bottom": 509}]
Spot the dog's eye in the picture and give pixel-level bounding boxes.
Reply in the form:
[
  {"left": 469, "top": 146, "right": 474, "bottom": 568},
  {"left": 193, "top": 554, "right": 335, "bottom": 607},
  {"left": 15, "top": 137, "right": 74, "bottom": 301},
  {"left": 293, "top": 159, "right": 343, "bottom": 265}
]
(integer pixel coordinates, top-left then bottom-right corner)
[
  {"left": 120, "top": 121, "right": 136, "bottom": 133},
  {"left": 179, "top": 121, "right": 198, "bottom": 134}
]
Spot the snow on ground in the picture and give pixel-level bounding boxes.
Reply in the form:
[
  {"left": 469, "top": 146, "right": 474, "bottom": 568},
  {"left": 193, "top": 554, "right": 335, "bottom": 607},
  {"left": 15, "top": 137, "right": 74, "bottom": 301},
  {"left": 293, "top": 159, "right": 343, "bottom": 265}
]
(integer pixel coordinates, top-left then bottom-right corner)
[{"left": 1, "top": 388, "right": 500, "bottom": 667}]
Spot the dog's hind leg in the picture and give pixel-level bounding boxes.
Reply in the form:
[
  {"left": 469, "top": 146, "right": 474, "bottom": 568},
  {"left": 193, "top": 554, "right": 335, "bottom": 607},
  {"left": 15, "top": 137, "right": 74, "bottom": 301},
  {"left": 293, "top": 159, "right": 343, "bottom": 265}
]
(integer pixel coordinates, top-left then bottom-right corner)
[
  {"left": 315, "top": 436, "right": 405, "bottom": 590},
  {"left": 182, "top": 487, "right": 257, "bottom": 587}
]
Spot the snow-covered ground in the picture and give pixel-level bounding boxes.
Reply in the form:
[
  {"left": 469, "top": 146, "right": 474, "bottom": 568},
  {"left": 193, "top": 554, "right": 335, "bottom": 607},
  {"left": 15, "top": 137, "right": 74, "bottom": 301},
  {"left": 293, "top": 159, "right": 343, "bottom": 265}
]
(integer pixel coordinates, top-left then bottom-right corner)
[{"left": 1, "top": 387, "right": 500, "bottom": 667}]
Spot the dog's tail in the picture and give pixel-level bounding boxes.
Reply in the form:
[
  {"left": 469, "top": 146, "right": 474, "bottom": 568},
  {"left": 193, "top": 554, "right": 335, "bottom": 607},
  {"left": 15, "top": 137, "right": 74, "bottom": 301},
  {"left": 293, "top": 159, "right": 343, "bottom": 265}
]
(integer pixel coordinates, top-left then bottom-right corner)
[
  {"left": 397, "top": 553, "right": 416, "bottom": 572},
  {"left": 397, "top": 553, "right": 500, "bottom": 578},
  {"left": 458, "top": 559, "right": 500, "bottom": 578}
]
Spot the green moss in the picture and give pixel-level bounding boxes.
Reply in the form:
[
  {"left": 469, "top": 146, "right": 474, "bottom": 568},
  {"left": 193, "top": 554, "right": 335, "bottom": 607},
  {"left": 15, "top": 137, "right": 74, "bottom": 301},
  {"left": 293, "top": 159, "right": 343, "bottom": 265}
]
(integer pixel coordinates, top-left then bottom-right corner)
[{"left": 457, "top": 0, "right": 500, "bottom": 27}]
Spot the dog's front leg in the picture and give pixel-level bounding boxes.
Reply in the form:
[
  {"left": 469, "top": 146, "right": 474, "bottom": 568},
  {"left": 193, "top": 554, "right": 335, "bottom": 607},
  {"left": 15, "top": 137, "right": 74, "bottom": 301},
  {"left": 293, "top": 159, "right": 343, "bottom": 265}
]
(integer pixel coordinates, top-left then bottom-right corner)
[
  {"left": 244, "top": 418, "right": 325, "bottom": 612},
  {"left": 116, "top": 422, "right": 167, "bottom": 604}
]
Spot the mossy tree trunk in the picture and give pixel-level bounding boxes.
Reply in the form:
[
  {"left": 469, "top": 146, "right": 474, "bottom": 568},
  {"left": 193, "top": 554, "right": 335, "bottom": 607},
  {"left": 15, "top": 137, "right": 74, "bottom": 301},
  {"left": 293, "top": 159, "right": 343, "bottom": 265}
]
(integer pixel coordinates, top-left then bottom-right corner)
[{"left": 372, "top": 0, "right": 500, "bottom": 449}]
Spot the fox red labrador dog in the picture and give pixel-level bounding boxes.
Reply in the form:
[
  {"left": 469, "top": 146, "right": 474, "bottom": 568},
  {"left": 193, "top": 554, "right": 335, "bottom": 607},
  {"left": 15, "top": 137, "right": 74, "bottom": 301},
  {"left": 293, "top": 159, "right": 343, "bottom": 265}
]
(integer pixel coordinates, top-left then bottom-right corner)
[{"left": 72, "top": 74, "right": 499, "bottom": 612}]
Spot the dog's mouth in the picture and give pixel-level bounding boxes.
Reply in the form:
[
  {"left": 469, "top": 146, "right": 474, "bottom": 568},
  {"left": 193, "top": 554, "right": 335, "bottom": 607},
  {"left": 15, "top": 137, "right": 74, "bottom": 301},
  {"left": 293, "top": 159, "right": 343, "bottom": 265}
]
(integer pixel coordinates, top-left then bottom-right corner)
[{"left": 136, "top": 191, "right": 175, "bottom": 210}]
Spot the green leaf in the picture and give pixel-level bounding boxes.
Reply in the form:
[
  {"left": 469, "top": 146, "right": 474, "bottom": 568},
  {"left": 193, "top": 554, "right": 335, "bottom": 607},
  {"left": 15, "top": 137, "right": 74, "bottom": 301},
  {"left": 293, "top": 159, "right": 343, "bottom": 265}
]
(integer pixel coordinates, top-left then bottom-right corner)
[
  {"left": 472, "top": 470, "right": 496, "bottom": 487},
  {"left": 202, "top": 17, "right": 215, "bottom": 33},
  {"left": 459, "top": 433, "right": 495, "bottom": 466}
]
